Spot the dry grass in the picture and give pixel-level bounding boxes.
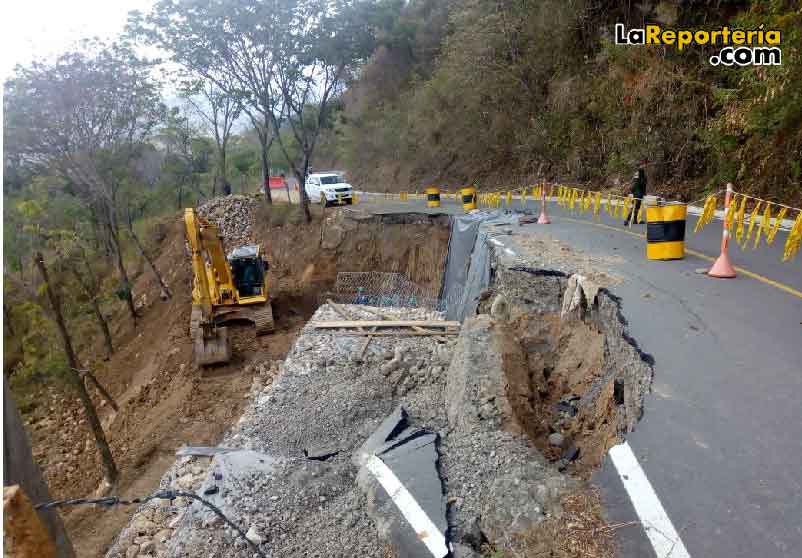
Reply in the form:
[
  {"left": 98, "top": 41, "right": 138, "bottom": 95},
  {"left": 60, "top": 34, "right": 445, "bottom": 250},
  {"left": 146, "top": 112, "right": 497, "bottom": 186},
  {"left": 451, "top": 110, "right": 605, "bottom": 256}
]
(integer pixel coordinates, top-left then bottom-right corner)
[{"left": 486, "top": 486, "right": 634, "bottom": 558}]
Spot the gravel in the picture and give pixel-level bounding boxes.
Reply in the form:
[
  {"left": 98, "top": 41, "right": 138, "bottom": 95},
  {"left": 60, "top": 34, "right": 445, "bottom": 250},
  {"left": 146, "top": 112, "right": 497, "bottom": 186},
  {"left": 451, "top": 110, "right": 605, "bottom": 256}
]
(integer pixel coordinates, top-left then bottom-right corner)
[
  {"left": 154, "top": 304, "right": 456, "bottom": 558},
  {"left": 197, "top": 195, "right": 259, "bottom": 248}
]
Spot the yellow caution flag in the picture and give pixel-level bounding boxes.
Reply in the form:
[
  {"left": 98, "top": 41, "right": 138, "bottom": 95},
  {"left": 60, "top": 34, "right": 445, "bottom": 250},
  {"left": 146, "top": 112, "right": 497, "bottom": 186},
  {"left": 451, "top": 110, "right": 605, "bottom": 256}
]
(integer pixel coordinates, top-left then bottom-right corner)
[
  {"left": 694, "top": 194, "right": 717, "bottom": 233},
  {"left": 622, "top": 196, "right": 631, "bottom": 221},
  {"left": 593, "top": 192, "right": 601, "bottom": 218},
  {"left": 724, "top": 194, "right": 738, "bottom": 233},
  {"left": 742, "top": 200, "right": 762, "bottom": 248},
  {"left": 783, "top": 211, "right": 802, "bottom": 261},
  {"left": 734, "top": 194, "right": 747, "bottom": 244},
  {"left": 753, "top": 203, "right": 771, "bottom": 249},
  {"left": 637, "top": 199, "right": 646, "bottom": 224},
  {"left": 766, "top": 207, "right": 788, "bottom": 245}
]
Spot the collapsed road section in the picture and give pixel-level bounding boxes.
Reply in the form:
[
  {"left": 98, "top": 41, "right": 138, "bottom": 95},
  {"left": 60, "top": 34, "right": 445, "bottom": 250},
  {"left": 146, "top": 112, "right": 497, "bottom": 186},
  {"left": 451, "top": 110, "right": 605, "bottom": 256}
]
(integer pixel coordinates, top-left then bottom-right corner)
[{"left": 106, "top": 207, "right": 653, "bottom": 558}]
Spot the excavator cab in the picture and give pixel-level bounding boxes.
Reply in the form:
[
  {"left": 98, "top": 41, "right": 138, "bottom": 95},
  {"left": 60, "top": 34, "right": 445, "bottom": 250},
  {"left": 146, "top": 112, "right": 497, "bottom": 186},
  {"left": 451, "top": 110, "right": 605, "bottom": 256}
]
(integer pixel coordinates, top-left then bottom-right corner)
[{"left": 228, "top": 246, "right": 268, "bottom": 298}]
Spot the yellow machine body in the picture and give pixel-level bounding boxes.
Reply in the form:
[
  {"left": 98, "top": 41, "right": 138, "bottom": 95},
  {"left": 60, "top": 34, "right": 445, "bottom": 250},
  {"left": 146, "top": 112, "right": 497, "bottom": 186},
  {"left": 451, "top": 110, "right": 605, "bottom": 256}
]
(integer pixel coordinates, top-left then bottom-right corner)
[{"left": 184, "top": 209, "right": 274, "bottom": 365}]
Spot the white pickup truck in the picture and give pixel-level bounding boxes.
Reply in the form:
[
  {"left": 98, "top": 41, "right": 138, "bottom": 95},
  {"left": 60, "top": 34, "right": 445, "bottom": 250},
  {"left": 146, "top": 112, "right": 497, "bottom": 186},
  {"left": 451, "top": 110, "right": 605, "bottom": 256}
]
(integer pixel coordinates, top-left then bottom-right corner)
[{"left": 304, "top": 172, "right": 354, "bottom": 206}]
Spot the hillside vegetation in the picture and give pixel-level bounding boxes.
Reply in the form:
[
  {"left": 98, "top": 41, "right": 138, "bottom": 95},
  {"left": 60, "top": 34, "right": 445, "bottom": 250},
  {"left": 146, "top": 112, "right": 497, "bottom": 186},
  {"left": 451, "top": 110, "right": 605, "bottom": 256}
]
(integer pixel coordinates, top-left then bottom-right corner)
[{"left": 332, "top": 0, "right": 802, "bottom": 204}]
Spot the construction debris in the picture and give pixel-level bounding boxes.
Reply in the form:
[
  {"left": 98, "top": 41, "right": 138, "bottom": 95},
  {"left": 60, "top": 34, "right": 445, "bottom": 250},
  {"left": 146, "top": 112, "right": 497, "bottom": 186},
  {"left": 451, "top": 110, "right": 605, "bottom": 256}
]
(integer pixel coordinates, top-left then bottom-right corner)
[
  {"left": 355, "top": 405, "right": 448, "bottom": 558},
  {"left": 197, "top": 195, "right": 258, "bottom": 247}
]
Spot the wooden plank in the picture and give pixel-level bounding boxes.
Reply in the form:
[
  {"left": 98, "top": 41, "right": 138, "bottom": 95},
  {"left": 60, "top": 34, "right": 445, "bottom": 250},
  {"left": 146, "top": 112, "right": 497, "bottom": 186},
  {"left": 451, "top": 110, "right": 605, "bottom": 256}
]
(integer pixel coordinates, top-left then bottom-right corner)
[
  {"left": 316, "top": 331, "right": 459, "bottom": 337},
  {"left": 4, "top": 485, "right": 58, "bottom": 558},
  {"left": 325, "top": 299, "right": 364, "bottom": 333},
  {"left": 357, "top": 326, "right": 379, "bottom": 357},
  {"left": 353, "top": 306, "right": 432, "bottom": 333},
  {"left": 311, "top": 320, "right": 461, "bottom": 329},
  {"left": 3, "top": 384, "right": 75, "bottom": 557}
]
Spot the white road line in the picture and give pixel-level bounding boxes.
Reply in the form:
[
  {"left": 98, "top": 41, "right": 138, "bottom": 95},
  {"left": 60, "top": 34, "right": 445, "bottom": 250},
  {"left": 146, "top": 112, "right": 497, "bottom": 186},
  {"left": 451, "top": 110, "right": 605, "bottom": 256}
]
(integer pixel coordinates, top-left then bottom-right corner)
[
  {"left": 366, "top": 455, "right": 449, "bottom": 558},
  {"left": 608, "top": 442, "right": 691, "bottom": 558}
]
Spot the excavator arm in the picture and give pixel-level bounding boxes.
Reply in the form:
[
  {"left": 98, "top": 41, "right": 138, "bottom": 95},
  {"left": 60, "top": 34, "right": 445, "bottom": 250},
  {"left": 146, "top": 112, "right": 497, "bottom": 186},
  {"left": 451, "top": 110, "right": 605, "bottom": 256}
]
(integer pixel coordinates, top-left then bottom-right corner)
[{"left": 184, "top": 208, "right": 232, "bottom": 365}]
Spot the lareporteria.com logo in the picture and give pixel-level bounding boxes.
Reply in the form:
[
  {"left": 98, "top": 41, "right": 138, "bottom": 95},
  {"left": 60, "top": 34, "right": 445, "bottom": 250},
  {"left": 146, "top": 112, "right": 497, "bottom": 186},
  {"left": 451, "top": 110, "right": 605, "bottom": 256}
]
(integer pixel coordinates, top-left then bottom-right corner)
[{"left": 615, "top": 23, "right": 782, "bottom": 66}]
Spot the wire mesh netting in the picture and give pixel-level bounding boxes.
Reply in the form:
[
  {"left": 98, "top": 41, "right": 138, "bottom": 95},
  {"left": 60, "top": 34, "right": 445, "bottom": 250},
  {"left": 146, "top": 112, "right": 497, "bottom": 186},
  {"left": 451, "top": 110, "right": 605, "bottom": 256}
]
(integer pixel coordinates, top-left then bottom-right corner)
[{"left": 325, "top": 271, "right": 444, "bottom": 310}]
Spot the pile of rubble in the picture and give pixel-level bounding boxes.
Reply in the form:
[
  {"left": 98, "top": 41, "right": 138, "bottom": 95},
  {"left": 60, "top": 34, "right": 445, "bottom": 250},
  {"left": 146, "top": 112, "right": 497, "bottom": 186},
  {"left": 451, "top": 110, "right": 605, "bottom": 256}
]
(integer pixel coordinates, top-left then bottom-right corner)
[
  {"left": 197, "top": 195, "right": 259, "bottom": 248},
  {"left": 106, "top": 360, "right": 280, "bottom": 558},
  {"left": 106, "top": 303, "right": 576, "bottom": 558},
  {"left": 106, "top": 455, "right": 211, "bottom": 558}
]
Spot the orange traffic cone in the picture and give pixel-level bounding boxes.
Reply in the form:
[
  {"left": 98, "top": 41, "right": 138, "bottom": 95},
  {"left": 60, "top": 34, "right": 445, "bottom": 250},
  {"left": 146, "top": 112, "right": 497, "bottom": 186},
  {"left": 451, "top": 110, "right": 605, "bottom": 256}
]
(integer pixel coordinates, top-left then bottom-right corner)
[
  {"left": 537, "top": 184, "right": 551, "bottom": 224},
  {"left": 708, "top": 183, "right": 736, "bottom": 278}
]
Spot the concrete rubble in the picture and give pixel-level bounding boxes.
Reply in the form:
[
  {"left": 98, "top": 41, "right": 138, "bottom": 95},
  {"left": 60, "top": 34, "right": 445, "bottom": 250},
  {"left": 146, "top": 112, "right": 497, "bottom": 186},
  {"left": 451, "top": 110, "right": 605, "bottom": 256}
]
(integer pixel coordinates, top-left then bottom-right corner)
[
  {"left": 106, "top": 300, "right": 579, "bottom": 558},
  {"left": 106, "top": 208, "right": 654, "bottom": 558},
  {"left": 197, "top": 195, "right": 259, "bottom": 247}
]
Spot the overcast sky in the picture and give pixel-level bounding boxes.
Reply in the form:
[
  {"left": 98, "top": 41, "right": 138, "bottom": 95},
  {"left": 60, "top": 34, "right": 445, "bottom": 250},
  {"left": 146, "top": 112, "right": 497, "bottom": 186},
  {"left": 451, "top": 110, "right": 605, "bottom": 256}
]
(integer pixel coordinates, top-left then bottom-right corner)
[{"left": 1, "top": 0, "right": 154, "bottom": 81}]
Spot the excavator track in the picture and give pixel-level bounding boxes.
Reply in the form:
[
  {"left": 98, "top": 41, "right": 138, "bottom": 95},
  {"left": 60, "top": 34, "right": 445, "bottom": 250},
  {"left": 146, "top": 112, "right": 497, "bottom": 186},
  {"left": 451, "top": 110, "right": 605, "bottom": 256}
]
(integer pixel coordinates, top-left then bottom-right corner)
[
  {"left": 213, "top": 302, "right": 275, "bottom": 335},
  {"left": 251, "top": 304, "right": 275, "bottom": 335},
  {"left": 190, "top": 306, "right": 203, "bottom": 340}
]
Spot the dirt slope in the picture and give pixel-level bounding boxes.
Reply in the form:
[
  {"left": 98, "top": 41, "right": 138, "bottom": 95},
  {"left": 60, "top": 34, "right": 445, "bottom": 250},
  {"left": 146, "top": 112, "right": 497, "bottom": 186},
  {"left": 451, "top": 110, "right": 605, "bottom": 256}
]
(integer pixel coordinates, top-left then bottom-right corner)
[{"left": 18, "top": 201, "right": 452, "bottom": 557}]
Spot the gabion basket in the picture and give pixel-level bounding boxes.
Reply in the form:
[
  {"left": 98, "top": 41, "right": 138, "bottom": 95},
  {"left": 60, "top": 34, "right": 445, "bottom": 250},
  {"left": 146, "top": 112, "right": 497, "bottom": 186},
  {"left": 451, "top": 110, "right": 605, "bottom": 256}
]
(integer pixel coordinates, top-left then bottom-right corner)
[{"left": 325, "top": 271, "right": 443, "bottom": 310}]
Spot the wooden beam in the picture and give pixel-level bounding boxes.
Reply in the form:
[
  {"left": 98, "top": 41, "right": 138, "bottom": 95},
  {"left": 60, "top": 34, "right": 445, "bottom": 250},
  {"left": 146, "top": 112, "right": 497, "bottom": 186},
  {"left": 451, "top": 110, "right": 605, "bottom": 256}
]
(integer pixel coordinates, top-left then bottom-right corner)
[
  {"left": 317, "top": 331, "right": 459, "bottom": 337},
  {"left": 4, "top": 485, "right": 58, "bottom": 558},
  {"left": 311, "top": 320, "right": 461, "bottom": 329}
]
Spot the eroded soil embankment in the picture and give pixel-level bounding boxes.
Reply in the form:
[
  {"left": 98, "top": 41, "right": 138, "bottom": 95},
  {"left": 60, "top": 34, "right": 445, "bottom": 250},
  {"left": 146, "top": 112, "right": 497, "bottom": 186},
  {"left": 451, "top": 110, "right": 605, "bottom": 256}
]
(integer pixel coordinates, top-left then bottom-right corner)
[
  {"left": 19, "top": 203, "right": 452, "bottom": 558},
  {"left": 480, "top": 262, "right": 653, "bottom": 475}
]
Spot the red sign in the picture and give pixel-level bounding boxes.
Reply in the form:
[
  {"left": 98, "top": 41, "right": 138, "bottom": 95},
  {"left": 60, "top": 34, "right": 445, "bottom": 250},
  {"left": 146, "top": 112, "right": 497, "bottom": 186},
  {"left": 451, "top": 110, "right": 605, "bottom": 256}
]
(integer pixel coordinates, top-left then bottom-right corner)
[{"left": 268, "top": 176, "right": 287, "bottom": 190}]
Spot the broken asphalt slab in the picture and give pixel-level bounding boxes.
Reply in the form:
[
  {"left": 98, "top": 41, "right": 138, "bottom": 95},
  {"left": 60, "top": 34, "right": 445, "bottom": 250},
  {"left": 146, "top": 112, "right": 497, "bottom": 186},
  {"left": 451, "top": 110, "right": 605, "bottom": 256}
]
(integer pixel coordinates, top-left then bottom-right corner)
[{"left": 356, "top": 405, "right": 449, "bottom": 558}]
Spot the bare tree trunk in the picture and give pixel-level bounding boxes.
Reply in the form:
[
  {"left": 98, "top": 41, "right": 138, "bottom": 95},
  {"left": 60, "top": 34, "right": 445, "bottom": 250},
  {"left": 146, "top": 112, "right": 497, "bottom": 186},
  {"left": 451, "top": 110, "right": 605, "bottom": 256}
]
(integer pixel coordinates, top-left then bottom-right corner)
[
  {"left": 219, "top": 147, "right": 231, "bottom": 196},
  {"left": 105, "top": 214, "right": 137, "bottom": 327},
  {"left": 33, "top": 252, "right": 118, "bottom": 486},
  {"left": 76, "top": 369, "right": 118, "bottom": 412},
  {"left": 259, "top": 139, "right": 273, "bottom": 204},
  {"left": 4, "top": 303, "right": 14, "bottom": 337},
  {"left": 298, "top": 156, "right": 312, "bottom": 223},
  {"left": 69, "top": 268, "right": 114, "bottom": 359},
  {"left": 125, "top": 221, "right": 172, "bottom": 301}
]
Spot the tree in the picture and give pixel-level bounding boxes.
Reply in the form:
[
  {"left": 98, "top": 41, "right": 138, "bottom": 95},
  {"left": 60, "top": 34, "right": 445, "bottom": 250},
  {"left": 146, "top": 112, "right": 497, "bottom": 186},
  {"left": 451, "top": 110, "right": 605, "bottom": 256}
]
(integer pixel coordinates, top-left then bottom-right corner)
[
  {"left": 181, "top": 80, "right": 244, "bottom": 196},
  {"left": 156, "top": 108, "right": 213, "bottom": 207},
  {"left": 3, "top": 40, "right": 165, "bottom": 326},
  {"left": 129, "top": 0, "right": 281, "bottom": 204},
  {"left": 268, "top": 0, "right": 377, "bottom": 221},
  {"left": 33, "top": 252, "right": 118, "bottom": 487}
]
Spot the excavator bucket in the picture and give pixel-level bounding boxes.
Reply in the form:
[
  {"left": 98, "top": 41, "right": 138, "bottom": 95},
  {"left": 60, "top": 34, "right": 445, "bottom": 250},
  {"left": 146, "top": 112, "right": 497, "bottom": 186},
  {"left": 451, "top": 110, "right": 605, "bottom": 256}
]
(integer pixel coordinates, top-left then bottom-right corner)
[{"left": 193, "top": 326, "right": 232, "bottom": 366}]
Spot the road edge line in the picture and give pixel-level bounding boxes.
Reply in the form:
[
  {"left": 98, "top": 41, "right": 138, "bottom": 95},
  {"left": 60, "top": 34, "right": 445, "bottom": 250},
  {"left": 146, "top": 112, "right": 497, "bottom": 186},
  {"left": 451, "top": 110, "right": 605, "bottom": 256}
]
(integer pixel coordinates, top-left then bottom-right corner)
[
  {"left": 366, "top": 454, "right": 449, "bottom": 557},
  {"left": 608, "top": 442, "right": 691, "bottom": 558}
]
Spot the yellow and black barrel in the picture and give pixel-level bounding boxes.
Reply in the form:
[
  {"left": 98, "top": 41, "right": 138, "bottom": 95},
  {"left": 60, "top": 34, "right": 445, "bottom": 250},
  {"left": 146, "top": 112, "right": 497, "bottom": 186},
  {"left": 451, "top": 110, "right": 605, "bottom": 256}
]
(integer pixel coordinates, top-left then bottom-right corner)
[
  {"left": 646, "top": 202, "right": 687, "bottom": 260},
  {"left": 426, "top": 186, "right": 441, "bottom": 208},
  {"left": 460, "top": 187, "right": 477, "bottom": 211}
]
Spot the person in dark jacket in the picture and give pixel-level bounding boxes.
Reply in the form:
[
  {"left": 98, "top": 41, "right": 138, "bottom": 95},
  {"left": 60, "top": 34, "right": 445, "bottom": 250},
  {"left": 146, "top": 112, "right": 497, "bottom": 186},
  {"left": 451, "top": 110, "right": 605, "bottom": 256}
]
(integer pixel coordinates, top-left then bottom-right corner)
[{"left": 626, "top": 159, "right": 647, "bottom": 225}]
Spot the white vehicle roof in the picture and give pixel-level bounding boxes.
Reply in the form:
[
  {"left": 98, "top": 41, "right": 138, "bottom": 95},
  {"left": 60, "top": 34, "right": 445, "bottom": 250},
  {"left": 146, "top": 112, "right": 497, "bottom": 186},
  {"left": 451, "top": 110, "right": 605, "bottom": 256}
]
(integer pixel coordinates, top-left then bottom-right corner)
[{"left": 309, "top": 172, "right": 344, "bottom": 178}]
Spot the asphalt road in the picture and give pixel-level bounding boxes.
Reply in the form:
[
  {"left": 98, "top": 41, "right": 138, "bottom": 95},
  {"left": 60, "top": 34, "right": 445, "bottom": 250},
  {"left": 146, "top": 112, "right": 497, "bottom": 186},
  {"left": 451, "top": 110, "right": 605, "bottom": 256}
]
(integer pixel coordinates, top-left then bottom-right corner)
[{"left": 354, "top": 193, "right": 802, "bottom": 558}]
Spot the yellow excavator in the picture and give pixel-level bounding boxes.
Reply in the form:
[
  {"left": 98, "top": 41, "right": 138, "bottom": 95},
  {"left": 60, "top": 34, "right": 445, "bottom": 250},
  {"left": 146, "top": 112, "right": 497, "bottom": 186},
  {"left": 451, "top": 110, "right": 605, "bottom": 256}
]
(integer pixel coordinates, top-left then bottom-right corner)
[{"left": 184, "top": 208, "right": 274, "bottom": 365}]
